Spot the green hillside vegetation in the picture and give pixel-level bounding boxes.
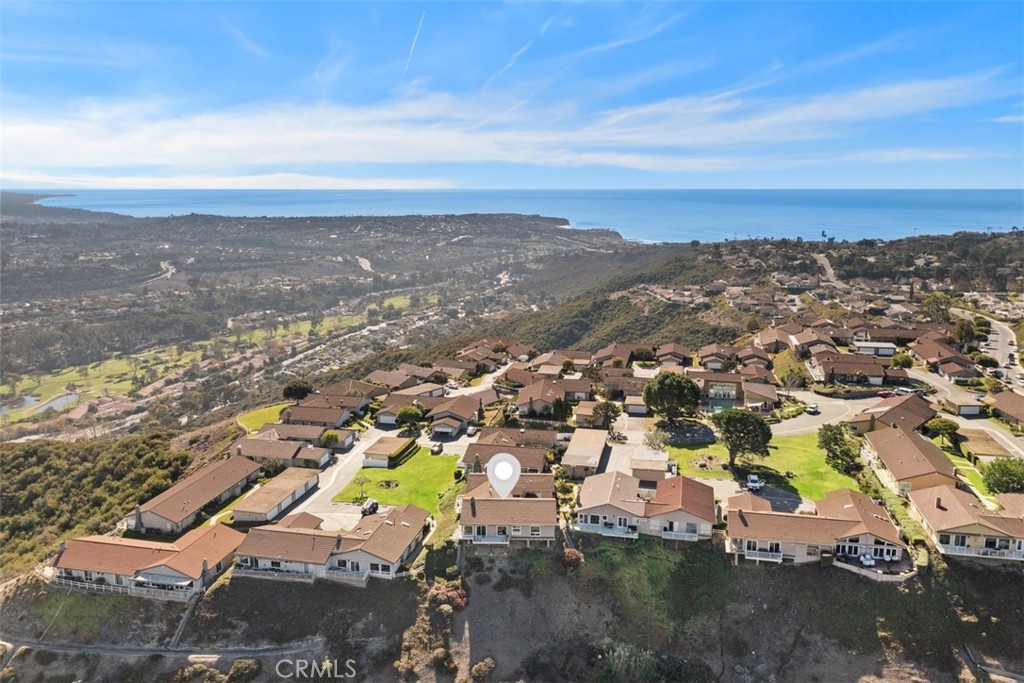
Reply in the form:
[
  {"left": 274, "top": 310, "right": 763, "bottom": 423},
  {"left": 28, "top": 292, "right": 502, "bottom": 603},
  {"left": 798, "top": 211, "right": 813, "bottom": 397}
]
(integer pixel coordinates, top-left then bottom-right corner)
[
  {"left": 488, "top": 296, "right": 740, "bottom": 351},
  {"left": 0, "top": 432, "right": 192, "bottom": 577}
]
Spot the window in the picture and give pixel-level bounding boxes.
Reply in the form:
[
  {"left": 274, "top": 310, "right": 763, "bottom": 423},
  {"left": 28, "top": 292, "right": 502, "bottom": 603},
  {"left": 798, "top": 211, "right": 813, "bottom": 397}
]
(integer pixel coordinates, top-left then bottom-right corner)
[
  {"left": 847, "top": 537, "right": 860, "bottom": 544},
  {"left": 685, "top": 522, "right": 698, "bottom": 534},
  {"left": 337, "top": 559, "right": 347, "bottom": 568},
  {"left": 768, "top": 542, "right": 781, "bottom": 554},
  {"left": 476, "top": 525, "right": 487, "bottom": 537},
  {"left": 746, "top": 540, "right": 758, "bottom": 552},
  {"left": 530, "top": 526, "right": 541, "bottom": 537},
  {"left": 350, "top": 561, "right": 360, "bottom": 572},
  {"left": 807, "top": 546, "right": 818, "bottom": 557},
  {"left": 84, "top": 571, "right": 93, "bottom": 580},
  {"left": 588, "top": 514, "right": 600, "bottom": 525},
  {"left": 938, "top": 534, "right": 950, "bottom": 545},
  {"left": 463, "top": 525, "right": 473, "bottom": 536},
  {"left": 984, "top": 537, "right": 1011, "bottom": 550},
  {"left": 215, "top": 562, "right": 223, "bottom": 572},
  {"left": 616, "top": 517, "right": 627, "bottom": 528},
  {"left": 497, "top": 526, "right": 508, "bottom": 536},
  {"left": 511, "top": 526, "right": 522, "bottom": 535},
  {"left": 270, "top": 561, "right": 281, "bottom": 569},
  {"left": 953, "top": 535, "right": 967, "bottom": 547},
  {"left": 115, "top": 575, "right": 124, "bottom": 585},
  {"left": 370, "top": 563, "right": 381, "bottom": 572}
]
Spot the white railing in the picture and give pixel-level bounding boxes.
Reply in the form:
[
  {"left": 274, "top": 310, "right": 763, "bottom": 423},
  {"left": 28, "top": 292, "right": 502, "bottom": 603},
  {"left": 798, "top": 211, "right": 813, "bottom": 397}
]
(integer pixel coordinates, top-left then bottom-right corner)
[
  {"left": 573, "top": 523, "right": 639, "bottom": 539},
  {"left": 832, "top": 560, "right": 917, "bottom": 583},
  {"left": 743, "top": 550, "right": 783, "bottom": 562},
  {"left": 326, "top": 566, "right": 371, "bottom": 580},
  {"left": 661, "top": 530, "right": 700, "bottom": 542},
  {"left": 939, "top": 544, "right": 1024, "bottom": 561},
  {"left": 49, "top": 576, "right": 192, "bottom": 602},
  {"left": 459, "top": 533, "right": 511, "bottom": 545},
  {"left": 232, "top": 567, "right": 316, "bottom": 583}
]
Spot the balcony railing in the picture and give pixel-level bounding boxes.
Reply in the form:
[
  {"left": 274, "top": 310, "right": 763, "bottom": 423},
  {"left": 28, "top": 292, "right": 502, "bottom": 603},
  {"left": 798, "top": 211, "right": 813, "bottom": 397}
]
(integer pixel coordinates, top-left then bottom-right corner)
[
  {"left": 573, "top": 523, "right": 639, "bottom": 539},
  {"left": 743, "top": 550, "right": 783, "bottom": 562},
  {"left": 50, "top": 576, "right": 193, "bottom": 601},
  {"left": 459, "top": 533, "right": 511, "bottom": 545},
  {"left": 232, "top": 567, "right": 316, "bottom": 583},
  {"left": 662, "top": 530, "right": 700, "bottom": 542},
  {"left": 939, "top": 544, "right": 1024, "bottom": 561}
]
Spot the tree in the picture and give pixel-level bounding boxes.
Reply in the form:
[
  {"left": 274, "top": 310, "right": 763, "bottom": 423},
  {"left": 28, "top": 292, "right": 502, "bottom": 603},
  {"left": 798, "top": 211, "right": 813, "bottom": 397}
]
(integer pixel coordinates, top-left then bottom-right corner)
[
  {"left": 983, "top": 458, "right": 1024, "bottom": 494},
  {"left": 591, "top": 401, "right": 622, "bottom": 429},
  {"left": 972, "top": 353, "right": 998, "bottom": 368},
  {"left": 551, "top": 397, "right": 571, "bottom": 424},
  {"left": 920, "top": 292, "right": 953, "bottom": 324},
  {"left": 561, "top": 358, "right": 576, "bottom": 374},
  {"left": 951, "top": 319, "right": 976, "bottom": 348},
  {"left": 780, "top": 366, "right": 807, "bottom": 395},
  {"left": 890, "top": 352, "right": 913, "bottom": 369},
  {"left": 282, "top": 379, "right": 314, "bottom": 402},
  {"left": 642, "top": 373, "right": 701, "bottom": 423},
  {"left": 396, "top": 405, "right": 424, "bottom": 428},
  {"left": 320, "top": 430, "right": 340, "bottom": 449},
  {"left": 643, "top": 428, "right": 670, "bottom": 453},
  {"left": 711, "top": 409, "right": 772, "bottom": 469},
  {"left": 925, "top": 417, "right": 960, "bottom": 447},
  {"left": 746, "top": 318, "right": 762, "bottom": 334},
  {"left": 609, "top": 356, "right": 626, "bottom": 369},
  {"left": 353, "top": 475, "right": 372, "bottom": 501},
  {"left": 817, "top": 424, "right": 859, "bottom": 474}
]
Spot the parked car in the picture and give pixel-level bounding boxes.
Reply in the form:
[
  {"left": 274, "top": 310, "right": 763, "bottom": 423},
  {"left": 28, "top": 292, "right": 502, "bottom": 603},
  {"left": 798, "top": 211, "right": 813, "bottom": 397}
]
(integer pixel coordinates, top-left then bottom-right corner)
[
  {"left": 893, "top": 387, "right": 914, "bottom": 396},
  {"left": 361, "top": 498, "right": 379, "bottom": 516},
  {"left": 430, "top": 442, "right": 443, "bottom": 455},
  {"left": 466, "top": 425, "right": 478, "bottom": 436},
  {"left": 876, "top": 390, "right": 894, "bottom": 398},
  {"left": 990, "top": 369, "right": 1005, "bottom": 379},
  {"left": 746, "top": 474, "right": 765, "bottom": 491},
  {"left": 859, "top": 553, "right": 877, "bottom": 567},
  {"left": 805, "top": 403, "right": 819, "bottom": 415}
]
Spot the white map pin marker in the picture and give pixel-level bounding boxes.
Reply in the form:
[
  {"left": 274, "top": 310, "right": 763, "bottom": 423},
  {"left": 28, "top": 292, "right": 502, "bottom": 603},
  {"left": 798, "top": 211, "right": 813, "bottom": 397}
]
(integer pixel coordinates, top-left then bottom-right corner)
[{"left": 486, "top": 452, "right": 522, "bottom": 499}]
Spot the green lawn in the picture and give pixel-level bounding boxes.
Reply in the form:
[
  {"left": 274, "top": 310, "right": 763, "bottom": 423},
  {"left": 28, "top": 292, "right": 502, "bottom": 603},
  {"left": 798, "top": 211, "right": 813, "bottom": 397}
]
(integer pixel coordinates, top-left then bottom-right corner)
[
  {"left": 333, "top": 447, "right": 459, "bottom": 513},
  {"left": 933, "top": 437, "right": 997, "bottom": 506},
  {"left": 669, "top": 432, "right": 856, "bottom": 500},
  {"left": 237, "top": 402, "right": 291, "bottom": 431}
]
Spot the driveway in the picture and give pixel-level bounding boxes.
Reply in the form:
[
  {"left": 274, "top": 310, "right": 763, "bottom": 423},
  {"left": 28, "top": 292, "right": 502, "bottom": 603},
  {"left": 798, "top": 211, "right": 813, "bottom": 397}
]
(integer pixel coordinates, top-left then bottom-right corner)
[
  {"left": 771, "top": 390, "right": 877, "bottom": 437},
  {"left": 292, "top": 429, "right": 381, "bottom": 529}
]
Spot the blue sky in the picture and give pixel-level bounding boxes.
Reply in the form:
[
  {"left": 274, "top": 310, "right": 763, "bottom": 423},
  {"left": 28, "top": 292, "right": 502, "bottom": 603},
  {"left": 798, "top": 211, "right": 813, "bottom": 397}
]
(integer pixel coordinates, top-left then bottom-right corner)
[{"left": 2, "top": 1, "right": 1022, "bottom": 189}]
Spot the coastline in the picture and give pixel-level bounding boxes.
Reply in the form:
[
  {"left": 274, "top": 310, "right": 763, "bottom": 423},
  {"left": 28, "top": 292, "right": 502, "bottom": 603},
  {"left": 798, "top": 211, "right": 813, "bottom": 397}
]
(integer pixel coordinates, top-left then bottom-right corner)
[{"left": 5, "top": 188, "right": 1023, "bottom": 244}]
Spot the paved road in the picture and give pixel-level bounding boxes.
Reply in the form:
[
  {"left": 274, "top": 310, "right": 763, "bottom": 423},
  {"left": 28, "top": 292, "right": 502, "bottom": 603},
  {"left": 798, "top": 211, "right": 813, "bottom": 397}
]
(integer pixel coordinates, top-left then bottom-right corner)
[
  {"left": 814, "top": 253, "right": 848, "bottom": 289},
  {"left": 771, "top": 390, "right": 876, "bottom": 437},
  {"left": 907, "top": 367, "right": 1024, "bottom": 459}
]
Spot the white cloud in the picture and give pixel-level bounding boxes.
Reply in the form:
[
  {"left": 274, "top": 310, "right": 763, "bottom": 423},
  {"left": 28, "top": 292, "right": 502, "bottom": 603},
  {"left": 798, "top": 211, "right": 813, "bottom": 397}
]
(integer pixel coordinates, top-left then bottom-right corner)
[
  {"left": 0, "top": 69, "right": 1007, "bottom": 184},
  {"left": 994, "top": 114, "right": 1024, "bottom": 123},
  {"left": 222, "top": 20, "right": 269, "bottom": 58}
]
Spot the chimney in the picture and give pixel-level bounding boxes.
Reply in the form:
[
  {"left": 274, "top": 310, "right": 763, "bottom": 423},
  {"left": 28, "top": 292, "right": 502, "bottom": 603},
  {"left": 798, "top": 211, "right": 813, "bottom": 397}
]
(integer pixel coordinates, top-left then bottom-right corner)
[
  {"left": 936, "top": 497, "right": 943, "bottom": 510},
  {"left": 201, "top": 557, "right": 208, "bottom": 584},
  {"left": 134, "top": 505, "right": 143, "bottom": 531},
  {"left": 737, "top": 509, "right": 746, "bottom": 524},
  {"left": 336, "top": 534, "right": 343, "bottom": 549},
  {"left": 470, "top": 497, "right": 477, "bottom": 517},
  {"left": 236, "top": 444, "right": 242, "bottom": 455}
]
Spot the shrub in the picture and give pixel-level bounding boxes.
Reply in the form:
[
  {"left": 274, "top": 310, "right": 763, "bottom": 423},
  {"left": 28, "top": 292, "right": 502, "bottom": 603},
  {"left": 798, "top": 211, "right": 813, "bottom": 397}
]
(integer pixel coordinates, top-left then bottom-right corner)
[
  {"left": 561, "top": 548, "right": 585, "bottom": 570},
  {"left": 428, "top": 578, "right": 468, "bottom": 610},
  {"left": 226, "top": 659, "right": 261, "bottom": 683},
  {"left": 32, "top": 649, "right": 57, "bottom": 666},
  {"left": 470, "top": 657, "right": 497, "bottom": 681},
  {"left": 445, "top": 565, "right": 460, "bottom": 580}
]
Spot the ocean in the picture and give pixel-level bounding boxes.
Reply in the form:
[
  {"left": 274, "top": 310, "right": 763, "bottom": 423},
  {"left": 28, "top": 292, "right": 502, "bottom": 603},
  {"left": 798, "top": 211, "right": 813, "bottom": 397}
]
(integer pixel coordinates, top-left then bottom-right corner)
[{"left": 27, "top": 189, "right": 1024, "bottom": 244}]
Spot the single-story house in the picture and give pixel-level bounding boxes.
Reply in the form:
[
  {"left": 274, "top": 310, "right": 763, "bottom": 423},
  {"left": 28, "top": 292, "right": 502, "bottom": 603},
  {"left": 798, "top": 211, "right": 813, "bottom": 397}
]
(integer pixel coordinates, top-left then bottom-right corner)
[
  {"left": 362, "top": 437, "right": 416, "bottom": 468},
  {"left": 458, "top": 444, "right": 549, "bottom": 473},
  {"left": 319, "top": 378, "right": 389, "bottom": 400},
  {"left": 562, "top": 429, "right": 609, "bottom": 478},
  {"left": 234, "top": 506, "right": 433, "bottom": 586},
  {"left": 727, "top": 489, "right": 905, "bottom": 565},
  {"left": 256, "top": 422, "right": 327, "bottom": 445},
  {"left": 861, "top": 426, "right": 958, "bottom": 496},
  {"left": 623, "top": 395, "right": 648, "bottom": 416},
  {"left": 392, "top": 382, "right": 447, "bottom": 398},
  {"left": 375, "top": 396, "right": 445, "bottom": 426},
  {"left": 983, "top": 390, "right": 1024, "bottom": 426},
  {"left": 281, "top": 405, "right": 349, "bottom": 428},
  {"left": 232, "top": 437, "right": 332, "bottom": 468},
  {"left": 574, "top": 471, "right": 716, "bottom": 541},
  {"left": 233, "top": 468, "right": 319, "bottom": 524},
  {"left": 852, "top": 341, "right": 899, "bottom": 357},
  {"left": 363, "top": 370, "right": 419, "bottom": 390},
  {"left": 134, "top": 457, "right": 261, "bottom": 534},
  {"left": 909, "top": 485, "right": 1024, "bottom": 562},
  {"left": 476, "top": 427, "right": 559, "bottom": 449},
  {"left": 456, "top": 475, "right": 557, "bottom": 544},
  {"left": 698, "top": 343, "right": 736, "bottom": 370},
  {"left": 938, "top": 395, "right": 985, "bottom": 418},
  {"left": 426, "top": 395, "right": 481, "bottom": 437},
  {"left": 845, "top": 394, "right": 936, "bottom": 435},
  {"left": 52, "top": 524, "right": 244, "bottom": 601},
  {"left": 655, "top": 343, "right": 691, "bottom": 366}
]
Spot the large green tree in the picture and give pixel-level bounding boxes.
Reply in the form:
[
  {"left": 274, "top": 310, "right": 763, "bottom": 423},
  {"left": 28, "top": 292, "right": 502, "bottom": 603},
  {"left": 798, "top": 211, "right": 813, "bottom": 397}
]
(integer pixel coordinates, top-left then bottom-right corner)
[
  {"left": 711, "top": 409, "right": 772, "bottom": 469},
  {"left": 817, "top": 423, "right": 859, "bottom": 474},
  {"left": 396, "top": 405, "right": 424, "bottom": 428},
  {"left": 591, "top": 400, "right": 622, "bottom": 429},
  {"left": 642, "top": 373, "right": 701, "bottom": 423},
  {"left": 282, "top": 379, "right": 314, "bottom": 402},
  {"left": 925, "top": 417, "right": 960, "bottom": 448},
  {"left": 983, "top": 458, "right": 1024, "bottom": 494}
]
